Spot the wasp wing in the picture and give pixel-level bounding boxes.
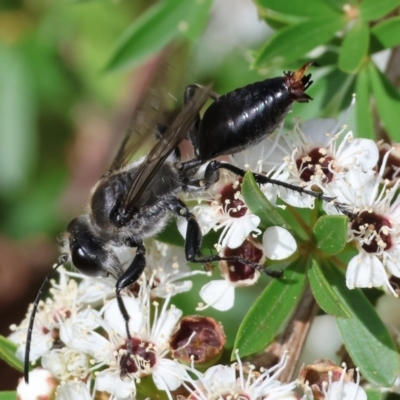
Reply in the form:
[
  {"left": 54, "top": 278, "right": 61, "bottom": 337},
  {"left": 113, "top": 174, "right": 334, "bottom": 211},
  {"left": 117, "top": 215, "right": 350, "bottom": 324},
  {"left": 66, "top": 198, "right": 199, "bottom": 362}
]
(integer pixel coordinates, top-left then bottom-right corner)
[
  {"left": 109, "top": 84, "right": 169, "bottom": 173},
  {"left": 120, "top": 85, "right": 211, "bottom": 213}
]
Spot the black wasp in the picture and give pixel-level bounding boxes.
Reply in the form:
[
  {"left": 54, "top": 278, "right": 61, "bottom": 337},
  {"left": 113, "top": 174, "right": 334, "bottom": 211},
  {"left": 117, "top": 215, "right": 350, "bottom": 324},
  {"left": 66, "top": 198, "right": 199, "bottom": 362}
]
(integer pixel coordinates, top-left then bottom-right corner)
[{"left": 24, "top": 60, "right": 338, "bottom": 382}]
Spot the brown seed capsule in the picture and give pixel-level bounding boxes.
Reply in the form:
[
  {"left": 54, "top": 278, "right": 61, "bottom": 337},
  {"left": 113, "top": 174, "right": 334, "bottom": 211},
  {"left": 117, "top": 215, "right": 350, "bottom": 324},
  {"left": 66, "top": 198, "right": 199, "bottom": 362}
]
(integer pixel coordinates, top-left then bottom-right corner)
[
  {"left": 170, "top": 316, "right": 226, "bottom": 366},
  {"left": 298, "top": 359, "right": 355, "bottom": 400},
  {"left": 377, "top": 142, "right": 400, "bottom": 184}
]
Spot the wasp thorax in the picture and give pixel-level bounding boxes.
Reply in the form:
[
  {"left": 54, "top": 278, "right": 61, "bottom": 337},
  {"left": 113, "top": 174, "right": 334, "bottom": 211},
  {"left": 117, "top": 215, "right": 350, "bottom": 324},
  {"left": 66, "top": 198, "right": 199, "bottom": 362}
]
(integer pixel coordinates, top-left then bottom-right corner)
[
  {"left": 119, "top": 337, "right": 157, "bottom": 376},
  {"left": 296, "top": 147, "right": 334, "bottom": 184},
  {"left": 219, "top": 180, "right": 247, "bottom": 218},
  {"left": 351, "top": 211, "right": 393, "bottom": 253}
]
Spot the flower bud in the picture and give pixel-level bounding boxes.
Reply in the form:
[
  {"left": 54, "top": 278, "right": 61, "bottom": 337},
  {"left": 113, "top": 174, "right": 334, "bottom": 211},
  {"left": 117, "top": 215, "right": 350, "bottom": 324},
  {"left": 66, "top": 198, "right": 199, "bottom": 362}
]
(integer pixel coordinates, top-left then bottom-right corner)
[{"left": 17, "top": 369, "right": 57, "bottom": 400}]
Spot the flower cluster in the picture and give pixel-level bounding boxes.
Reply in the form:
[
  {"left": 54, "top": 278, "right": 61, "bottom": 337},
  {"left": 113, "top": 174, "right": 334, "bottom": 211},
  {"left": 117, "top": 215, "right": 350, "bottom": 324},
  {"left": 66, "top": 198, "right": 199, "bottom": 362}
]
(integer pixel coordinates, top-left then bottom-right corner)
[
  {"left": 13, "top": 267, "right": 367, "bottom": 400},
  {"left": 178, "top": 103, "right": 400, "bottom": 296},
  {"left": 10, "top": 108, "right": 400, "bottom": 398},
  {"left": 9, "top": 265, "right": 305, "bottom": 400},
  {"left": 12, "top": 262, "right": 201, "bottom": 399}
]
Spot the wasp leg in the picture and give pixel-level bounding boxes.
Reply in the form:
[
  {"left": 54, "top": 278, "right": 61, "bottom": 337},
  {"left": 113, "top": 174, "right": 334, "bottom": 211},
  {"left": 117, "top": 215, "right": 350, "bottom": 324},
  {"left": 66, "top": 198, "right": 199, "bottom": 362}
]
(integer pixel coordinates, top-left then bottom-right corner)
[
  {"left": 184, "top": 84, "right": 220, "bottom": 103},
  {"left": 206, "top": 160, "right": 354, "bottom": 219},
  {"left": 181, "top": 167, "right": 220, "bottom": 193},
  {"left": 116, "top": 241, "right": 146, "bottom": 293},
  {"left": 168, "top": 198, "right": 282, "bottom": 278},
  {"left": 115, "top": 241, "right": 146, "bottom": 340}
]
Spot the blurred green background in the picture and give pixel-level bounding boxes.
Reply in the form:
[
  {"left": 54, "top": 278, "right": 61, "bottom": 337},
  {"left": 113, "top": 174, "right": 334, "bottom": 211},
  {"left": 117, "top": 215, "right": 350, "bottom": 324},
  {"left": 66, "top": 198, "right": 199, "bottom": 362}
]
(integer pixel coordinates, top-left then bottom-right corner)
[
  {"left": 0, "top": 0, "right": 277, "bottom": 389},
  {"left": 2, "top": 0, "right": 400, "bottom": 391}
]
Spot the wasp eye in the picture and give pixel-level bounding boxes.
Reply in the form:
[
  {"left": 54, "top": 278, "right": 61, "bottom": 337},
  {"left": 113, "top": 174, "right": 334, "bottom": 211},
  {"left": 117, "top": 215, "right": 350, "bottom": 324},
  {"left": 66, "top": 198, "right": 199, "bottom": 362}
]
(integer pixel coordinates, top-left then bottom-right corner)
[{"left": 71, "top": 244, "right": 107, "bottom": 277}]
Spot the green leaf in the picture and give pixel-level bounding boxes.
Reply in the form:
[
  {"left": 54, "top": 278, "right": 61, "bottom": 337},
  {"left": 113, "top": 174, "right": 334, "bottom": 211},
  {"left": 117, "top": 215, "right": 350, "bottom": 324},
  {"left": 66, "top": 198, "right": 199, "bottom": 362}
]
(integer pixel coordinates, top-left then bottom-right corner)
[
  {"left": 295, "top": 67, "right": 354, "bottom": 120},
  {"left": 0, "top": 392, "right": 17, "bottom": 400},
  {"left": 233, "top": 258, "right": 308, "bottom": 358},
  {"left": 368, "top": 63, "right": 400, "bottom": 141},
  {"left": 256, "top": 0, "right": 340, "bottom": 19},
  {"left": 359, "top": 0, "right": 400, "bottom": 22},
  {"left": 0, "top": 45, "right": 37, "bottom": 197},
  {"left": 325, "top": 264, "right": 399, "bottom": 386},
  {"left": 366, "top": 388, "right": 382, "bottom": 400},
  {"left": 308, "top": 259, "right": 350, "bottom": 318},
  {"left": 105, "top": 0, "right": 212, "bottom": 72},
  {"left": 371, "top": 16, "right": 400, "bottom": 49},
  {"left": 355, "top": 66, "right": 375, "bottom": 140},
  {"left": 260, "top": 10, "right": 301, "bottom": 26},
  {"left": 242, "top": 171, "right": 290, "bottom": 232},
  {"left": 183, "top": 0, "right": 213, "bottom": 41},
  {"left": 313, "top": 215, "right": 347, "bottom": 255},
  {"left": 253, "top": 17, "right": 345, "bottom": 68},
  {"left": 0, "top": 335, "right": 23, "bottom": 372},
  {"left": 338, "top": 20, "right": 369, "bottom": 73}
]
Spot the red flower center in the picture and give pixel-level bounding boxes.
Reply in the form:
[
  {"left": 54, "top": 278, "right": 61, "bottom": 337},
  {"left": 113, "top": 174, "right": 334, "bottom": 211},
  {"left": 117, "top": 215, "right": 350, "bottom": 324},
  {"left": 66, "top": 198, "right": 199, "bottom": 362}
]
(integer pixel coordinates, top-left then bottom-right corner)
[
  {"left": 351, "top": 211, "right": 392, "bottom": 253},
  {"left": 224, "top": 239, "right": 263, "bottom": 282},
  {"left": 219, "top": 181, "right": 247, "bottom": 218},
  {"left": 296, "top": 147, "right": 334, "bottom": 183},
  {"left": 119, "top": 337, "right": 157, "bottom": 376}
]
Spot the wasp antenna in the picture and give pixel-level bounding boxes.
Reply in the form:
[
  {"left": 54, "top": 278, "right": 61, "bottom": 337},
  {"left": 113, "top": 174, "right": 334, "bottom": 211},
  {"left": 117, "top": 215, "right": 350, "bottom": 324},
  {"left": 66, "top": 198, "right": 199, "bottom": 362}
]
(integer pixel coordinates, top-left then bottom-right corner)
[{"left": 24, "top": 262, "right": 64, "bottom": 384}]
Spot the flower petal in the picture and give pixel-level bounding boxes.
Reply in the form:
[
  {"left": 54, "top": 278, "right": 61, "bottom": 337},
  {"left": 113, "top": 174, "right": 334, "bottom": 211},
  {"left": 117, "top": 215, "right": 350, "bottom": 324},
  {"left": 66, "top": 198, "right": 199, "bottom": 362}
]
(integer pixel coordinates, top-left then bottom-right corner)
[
  {"left": 346, "top": 252, "right": 386, "bottom": 289},
  {"left": 199, "top": 280, "right": 235, "bottom": 311},
  {"left": 56, "top": 381, "right": 92, "bottom": 400},
  {"left": 337, "top": 138, "right": 378, "bottom": 172},
  {"left": 153, "top": 359, "right": 188, "bottom": 391},
  {"left": 221, "top": 214, "right": 260, "bottom": 249},
  {"left": 385, "top": 249, "right": 400, "bottom": 278},
  {"left": 103, "top": 297, "right": 142, "bottom": 336},
  {"left": 59, "top": 320, "right": 110, "bottom": 359},
  {"left": 78, "top": 277, "right": 115, "bottom": 305},
  {"left": 329, "top": 381, "right": 367, "bottom": 400},
  {"left": 280, "top": 189, "right": 315, "bottom": 209},
  {"left": 152, "top": 307, "right": 182, "bottom": 344},
  {"left": 203, "top": 364, "right": 236, "bottom": 385},
  {"left": 263, "top": 226, "right": 297, "bottom": 260},
  {"left": 301, "top": 118, "right": 336, "bottom": 146},
  {"left": 95, "top": 370, "right": 136, "bottom": 399},
  {"left": 15, "top": 332, "right": 53, "bottom": 362}
]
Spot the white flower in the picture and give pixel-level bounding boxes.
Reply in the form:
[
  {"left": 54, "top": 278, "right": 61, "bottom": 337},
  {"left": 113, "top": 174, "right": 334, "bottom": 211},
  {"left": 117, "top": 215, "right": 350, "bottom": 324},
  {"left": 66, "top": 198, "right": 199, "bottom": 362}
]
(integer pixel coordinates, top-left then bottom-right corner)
[
  {"left": 17, "top": 369, "right": 57, "bottom": 400},
  {"left": 55, "top": 380, "right": 92, "bottom": 400},
  {"left": 9, "top": 267, "right": 97, "bottom": 363},
  {"left": 144, "top": 240, "right": 208, "bottom": 298},
  {"left": 60, "top": 283, "right": 188, "bottom": 399},
  {"left": 41, "top": 347, "right": 89, "bottom": 381},
  {"left": 235, "top": 104, "right": 378, "bottom": 210},
  {"left": 185, "top": 351, "right": 297, "bottom": 400},
  {"left": 263, "top": 226, "right": 297, "bottom": 260},
  {"left": 198, "top": 231, "right": 296, "bottom": 311},
  {"left": 324, "top": 154, "right": 400, "bottom": 296},
  {"left": 178, "top": 169, "right": 261, "bottom": 249},
  {"left": 198, "top": 238, "right": 263, "bottom": 311}
]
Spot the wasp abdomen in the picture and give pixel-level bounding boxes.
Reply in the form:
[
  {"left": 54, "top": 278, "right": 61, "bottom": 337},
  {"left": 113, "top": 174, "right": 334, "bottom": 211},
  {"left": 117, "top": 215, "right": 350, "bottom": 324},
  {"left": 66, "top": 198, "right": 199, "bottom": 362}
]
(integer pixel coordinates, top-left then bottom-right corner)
[{"left": 196, "top": 63, "right": 314, "bottom": 161}]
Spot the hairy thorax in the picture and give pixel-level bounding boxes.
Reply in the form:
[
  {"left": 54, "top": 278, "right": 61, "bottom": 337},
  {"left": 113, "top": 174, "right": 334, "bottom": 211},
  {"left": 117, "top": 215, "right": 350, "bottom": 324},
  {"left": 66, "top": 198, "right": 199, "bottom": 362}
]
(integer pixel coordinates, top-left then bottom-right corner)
[{"left": 88, "top": 162, "right": 181, "bottom": 244}]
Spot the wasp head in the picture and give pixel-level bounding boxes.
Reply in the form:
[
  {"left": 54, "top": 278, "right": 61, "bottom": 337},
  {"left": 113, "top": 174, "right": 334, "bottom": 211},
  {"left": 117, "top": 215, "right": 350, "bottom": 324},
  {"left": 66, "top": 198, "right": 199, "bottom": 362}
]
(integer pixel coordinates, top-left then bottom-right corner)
[{"left": 63, "top": 216, "right": 122, "bottom": 279}]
